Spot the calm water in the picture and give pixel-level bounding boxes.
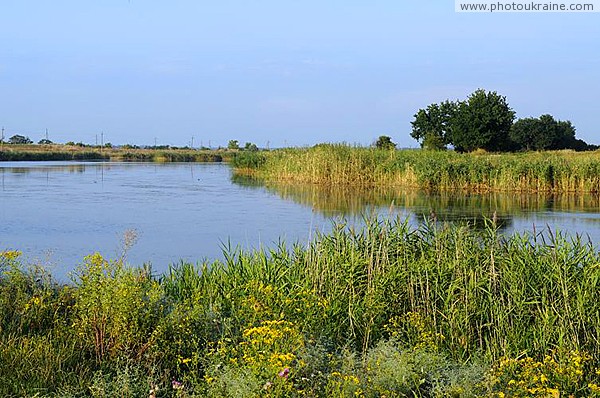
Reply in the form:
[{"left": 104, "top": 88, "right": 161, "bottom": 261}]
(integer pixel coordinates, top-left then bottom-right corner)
[{"left": 1, "top": 161, "right": 600, "bottom": 280}]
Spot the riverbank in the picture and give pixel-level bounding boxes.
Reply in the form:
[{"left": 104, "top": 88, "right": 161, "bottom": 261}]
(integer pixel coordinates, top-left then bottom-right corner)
[
  {"left": 2, "top": 218, "right": 599, "bottom": 396},
  {"left": 232, "top": 145, "right": 600, "bottom": 193},
  {"left": 0, "top": 144, "right": 234, "bottom": 162}
]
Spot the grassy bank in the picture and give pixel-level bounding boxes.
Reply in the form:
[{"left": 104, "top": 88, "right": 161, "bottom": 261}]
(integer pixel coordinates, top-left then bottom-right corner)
[
  {"left": 0, "top": 144, "right": 233, "bottom": 162},
  {"left": 232, "top": 144, "right": 600, "bottom": 193},
  {"left": 2, "top": 219, "right": 600, "bottom": 397}
]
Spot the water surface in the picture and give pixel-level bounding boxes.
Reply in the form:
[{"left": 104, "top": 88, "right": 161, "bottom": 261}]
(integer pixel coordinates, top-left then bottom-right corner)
[{"left": 2, "top": 162, "right": 600, "bottom": 280}]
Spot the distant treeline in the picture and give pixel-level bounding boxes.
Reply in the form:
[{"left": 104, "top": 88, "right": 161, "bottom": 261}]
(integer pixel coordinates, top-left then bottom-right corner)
[
  {"left": 410, "top": 89, "right": 597, "bottom": 152},
  {"left": 0, "top": 145, "right": 230, "bottom": 162}
]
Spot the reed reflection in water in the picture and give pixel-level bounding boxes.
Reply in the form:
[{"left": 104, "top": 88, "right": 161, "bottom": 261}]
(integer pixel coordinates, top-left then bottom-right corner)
[{"left": 232, "top": 174, "right": 600, "bottom": 234}]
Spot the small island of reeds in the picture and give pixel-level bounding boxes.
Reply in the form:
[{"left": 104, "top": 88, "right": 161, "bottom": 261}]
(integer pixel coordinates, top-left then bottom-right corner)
[{"left": 232, "top": 144, "right": 600, "bottom": 194}]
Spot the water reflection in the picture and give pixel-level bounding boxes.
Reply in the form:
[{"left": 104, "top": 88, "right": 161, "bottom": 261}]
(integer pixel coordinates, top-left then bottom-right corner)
[
  {"left": 0, "top": 163, "right": 90, "bottom": 174},
  {"left": 232, "top": 175, "right": 600, "bottom": 231}
]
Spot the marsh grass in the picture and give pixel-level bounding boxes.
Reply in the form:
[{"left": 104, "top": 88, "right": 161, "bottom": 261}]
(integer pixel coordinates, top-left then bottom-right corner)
[
  {"left": 232, "top": 144, "right": 600, "bottom": 193},
  {"left": 2, "top": 218, "right": 600, "bottom": 396},
  {"left": 0, "top": 144, "right": 231, "bottom": 162}
]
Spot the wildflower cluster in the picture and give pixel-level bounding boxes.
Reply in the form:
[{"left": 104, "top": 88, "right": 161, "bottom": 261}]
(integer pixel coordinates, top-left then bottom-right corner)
[
  {"left": 237, "top": 281, "right": 328, "bottom": 333},
  {"left": 491, "top": 350, "right": 600, "bottom": 397},
  {"left": 238, "top": 320, "right": 303, "bottom": 375},
  {"left": 0, "top": 250, "right": 22, "bottom": 262},
  {"left": 327, "top": 371, "right": 363, "bottom": 398},
  {"left": 203, "top": 319, "right": 307, "bottom": 396},
  {"left": 384, "top": 312, "right": 444, "bottom": 351}
]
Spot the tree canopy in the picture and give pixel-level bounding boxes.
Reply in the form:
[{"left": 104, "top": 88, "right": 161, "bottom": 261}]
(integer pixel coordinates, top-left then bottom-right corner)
[
  {"left": 410, "top": 89, "right": 593, "bottom": 152},
  {"left": 8, "top": 135, "right": 33, "bottom": 144},
  {"left": 227, "top": 140, "right": 240, "bottom": 150},
  {"left": 510, "top": 114, "right": 578, "bottom": 151},
  {"left": 410, "top": 101, "right": 457, "bottom": 150},
  {"left": 374, "top": 135, "right": 396, "bottom": 150},
  {"left": 451, "top": 90, "right": 515, "bottom": 152}
]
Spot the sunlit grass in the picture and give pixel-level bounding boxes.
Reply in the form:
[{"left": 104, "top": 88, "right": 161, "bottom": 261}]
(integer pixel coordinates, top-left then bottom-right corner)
[
  {"left": 232, "top": 144, "right": 600, "bottom": 193},
  {"left": 0, "top": 144, "right": 232, "bottom": 162},
  {"left": 2, "top": 218, "right": 600, "bottom": 396}
]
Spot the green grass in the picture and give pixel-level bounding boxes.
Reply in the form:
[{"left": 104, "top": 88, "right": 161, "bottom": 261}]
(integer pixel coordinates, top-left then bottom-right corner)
[
  {"left": 231, "top": 144, "right": 600, "bottom": 193},
  {"left": 0, "top": 144, "right": 234, "bottom": 162},
  {"left": 2, "top": 218, "right": 600, "bottom": 396}
]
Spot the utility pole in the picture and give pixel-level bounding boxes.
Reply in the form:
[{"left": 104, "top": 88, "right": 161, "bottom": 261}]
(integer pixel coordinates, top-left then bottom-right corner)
[
  {"left": 45, "top": 128, "right": 49, "bottom": 141},
  {"left": 191, "top": 136, "right": 194, "bottom": 149},
  {"left": 1, "top": 126, "right": 4, "bottom": 150},
  {"left": 101, "top": 132, "right": 104, "bottom": 153}
]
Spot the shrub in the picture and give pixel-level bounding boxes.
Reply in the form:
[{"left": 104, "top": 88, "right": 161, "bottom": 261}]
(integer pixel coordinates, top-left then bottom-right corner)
[{"left": 71, "top": 253, "right": 164, "bottom": 364}]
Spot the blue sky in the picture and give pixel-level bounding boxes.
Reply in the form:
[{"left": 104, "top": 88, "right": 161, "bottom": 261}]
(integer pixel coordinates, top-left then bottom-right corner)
[{"left": 1, "top": 1, "right": 598, "bottom": 147}]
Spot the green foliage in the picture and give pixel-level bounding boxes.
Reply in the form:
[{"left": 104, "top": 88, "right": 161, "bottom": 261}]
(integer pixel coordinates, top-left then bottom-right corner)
[
  {"left": 0, "top": 147, "right": 228, "bottom": 162},
  {"left": 8, "top": 134, "right": 33, "bottom": 144},
  {"left": 71, "top": 253, "right": 164, "bottom": 364},
  {"left": 231, "top": 150, "right": 267, "bottom": 169},
  {"left": 451, "top": 89, "right": 516, "bottom": 152},
  {"left": 87, "top": 365, "right": 160, "bottom": 398},
  {"left": 38, "top": 138, "right": 53, "bottom": 145},
  {"left": 228, "top": 139, "right": 240, "bottom": 150},
  {"left": 3, "top": 219, "right": 600, "bottom": 396},
  {"left": 411, "top": 90, "right": 594, "bottom": 153},
  {"left": 233, "top": 144, "right": 600, "bottom": 193},
  {"left": 490, "top": 350, "right": 600, "bottom": 397},
  {"left": 510, "top": 114, "right": 580, "bottom": 151},
  {"left": 0, "top": 334, "right": 90, "bottom": 396},
  {"left": 374, "top": 135, "right": 396, "bottom": 150},
  {"left": 244, "top": 142, "right": 259, "bottom": 151},
  {"left": 411, "top": 90, "right": 516, "bottom": 152},
  {"left": 410, "top": 100, "right": 457, "bottom": 150}
]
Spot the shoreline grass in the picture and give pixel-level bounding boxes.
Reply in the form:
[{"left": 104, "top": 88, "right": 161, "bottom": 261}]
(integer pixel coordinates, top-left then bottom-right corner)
[
  {"left": 0, "top": 144, "right": 234, "bottom": 162},
  {"left": 2, "top": 218, "right": 600, "bottom": 396},
  {"left": 232, "top": 144, "right": 600, "bottom": 194}
]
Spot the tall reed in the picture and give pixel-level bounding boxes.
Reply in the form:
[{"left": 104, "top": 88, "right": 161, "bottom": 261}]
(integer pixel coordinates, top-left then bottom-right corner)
[
  {"left": 233, "top": 144, "right": 600, "bottom": 193},
  {"left": 2, "top": 218, "right": 600, "bottom": 395}
]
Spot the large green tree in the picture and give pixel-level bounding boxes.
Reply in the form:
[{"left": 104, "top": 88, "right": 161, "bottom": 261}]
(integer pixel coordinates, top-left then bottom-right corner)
[
  {"left": 410, "top": 100, "right": 457, "bottom": 150},
  {"left": 451, "top": 89, "right": 515, "bottom": 152},
  {"left": 227, "top": 140, "right": 240, "bottom": 150},
  {"left": 510, "top": 114, "right": 578, "bottom": 151},
  {"left": 410, "top": 90, "right": 594, "bottom": 152}
]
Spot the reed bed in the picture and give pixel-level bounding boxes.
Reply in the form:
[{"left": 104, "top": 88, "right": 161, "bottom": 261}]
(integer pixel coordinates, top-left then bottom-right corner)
[
  {"left": 2, "top": 219, "right": 600, "bottom": 396},
  {"left": 232, "top": 144, "right": 600, "bottom": 193},
  {"left": 0, "top": 144, "right": 232, "bottom": 162}
]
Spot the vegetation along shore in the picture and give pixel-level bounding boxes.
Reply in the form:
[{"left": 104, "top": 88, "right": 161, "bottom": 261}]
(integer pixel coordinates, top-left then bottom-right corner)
[
  {"left": 232, "top": 145, "right": 600, "bottom": 194},
  {"left": 2, "top": 218, "right": 600, "bottom": 397},
  {"left": 0, "top": 143, "right": 232, "bottom": 162}
]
